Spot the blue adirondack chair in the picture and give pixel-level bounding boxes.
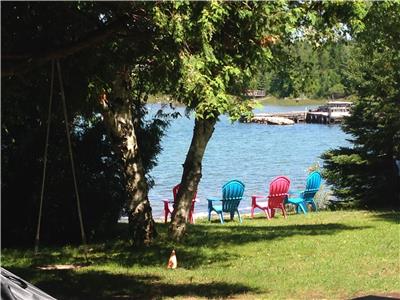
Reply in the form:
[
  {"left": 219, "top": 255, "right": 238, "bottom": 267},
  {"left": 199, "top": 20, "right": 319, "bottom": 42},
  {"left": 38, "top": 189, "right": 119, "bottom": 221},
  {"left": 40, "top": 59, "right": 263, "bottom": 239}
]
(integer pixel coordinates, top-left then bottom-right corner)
[
  {"left": 286, "top": 171, "right": 322, "bottom": 214},
  {"left": 207, "top": 180, "right": 245, "bottom": 224}
]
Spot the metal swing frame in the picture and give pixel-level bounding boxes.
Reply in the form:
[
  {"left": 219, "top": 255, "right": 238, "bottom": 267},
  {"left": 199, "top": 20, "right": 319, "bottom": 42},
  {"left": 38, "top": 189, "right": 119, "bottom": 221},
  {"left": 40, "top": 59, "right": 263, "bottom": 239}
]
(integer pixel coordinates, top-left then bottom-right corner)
[{"left": 34, "top": 59, "right": 88, "bottom": 260}]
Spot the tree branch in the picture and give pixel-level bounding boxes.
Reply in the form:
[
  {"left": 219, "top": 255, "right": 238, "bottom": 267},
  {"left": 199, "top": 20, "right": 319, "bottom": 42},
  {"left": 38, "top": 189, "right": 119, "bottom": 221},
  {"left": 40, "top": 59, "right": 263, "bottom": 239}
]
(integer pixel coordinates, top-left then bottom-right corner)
[{"left": 2, "top": 17, "right": 129, "bottom": 77}]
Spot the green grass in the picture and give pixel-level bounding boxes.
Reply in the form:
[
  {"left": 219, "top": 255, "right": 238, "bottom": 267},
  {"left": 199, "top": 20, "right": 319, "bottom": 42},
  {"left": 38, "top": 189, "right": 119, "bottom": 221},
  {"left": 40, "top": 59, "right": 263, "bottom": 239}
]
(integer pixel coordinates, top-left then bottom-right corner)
[{"left": 2, "top": 210, "right": 399, "bottom": 299}]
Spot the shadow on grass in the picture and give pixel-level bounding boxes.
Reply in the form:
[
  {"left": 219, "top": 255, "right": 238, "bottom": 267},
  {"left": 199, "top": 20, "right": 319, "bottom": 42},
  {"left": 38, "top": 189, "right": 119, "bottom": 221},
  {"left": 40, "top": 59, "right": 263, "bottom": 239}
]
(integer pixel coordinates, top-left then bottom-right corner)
[
  {"left": 80, "top": 222, "right": 370, "bottom": 270},
  {"left": 184, "top": 222, "right": 370, "bottom": 247},
  {"left": 7, "top": 267, "right": 256, "bottom": 300},
  {"left": 3, "top": 222, "right": 371, "bottom": 272},
  {"left": 351, "top": 295, "right": 400, "bottom": 300},
  {"left": 370, "top": 211, "right": 400, "bottom": 224}
]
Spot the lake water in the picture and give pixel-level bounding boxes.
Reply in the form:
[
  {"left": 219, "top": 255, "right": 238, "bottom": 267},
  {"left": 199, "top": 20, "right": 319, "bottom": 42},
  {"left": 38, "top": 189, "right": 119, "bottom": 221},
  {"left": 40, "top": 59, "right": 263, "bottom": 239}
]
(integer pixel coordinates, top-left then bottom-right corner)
[{"left": 146, "top": 104, "right": 350, "bottom": 218}]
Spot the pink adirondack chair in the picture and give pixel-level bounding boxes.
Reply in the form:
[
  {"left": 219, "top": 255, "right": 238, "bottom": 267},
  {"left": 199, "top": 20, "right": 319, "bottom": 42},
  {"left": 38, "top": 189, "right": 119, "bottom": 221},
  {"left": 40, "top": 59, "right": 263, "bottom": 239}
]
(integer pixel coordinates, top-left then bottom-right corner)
[
  {"left": 251, "top": 176, "right": 290, "bottom": 219},
  {"left": 163, "top": 184, "right": 197, "bottom": 224}
]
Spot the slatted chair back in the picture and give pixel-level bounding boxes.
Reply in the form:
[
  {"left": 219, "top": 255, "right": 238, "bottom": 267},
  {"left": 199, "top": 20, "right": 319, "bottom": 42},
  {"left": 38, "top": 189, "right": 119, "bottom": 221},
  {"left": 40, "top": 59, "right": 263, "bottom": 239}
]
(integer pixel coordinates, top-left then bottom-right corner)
[
  {"left": 302, "top": 171, "right": 322, "bottom": 200},
  {"left": 171, "top": 184, "right": 197, "bottom": 223},
  {"left": 173, "top": 184, "right": 197, "bottom": 202},
  {"left": 221, "top": 180, "right": 245, "bottom": 212},
  {"left": 268, "top": 176, "right": 290, "bottom": 208}
]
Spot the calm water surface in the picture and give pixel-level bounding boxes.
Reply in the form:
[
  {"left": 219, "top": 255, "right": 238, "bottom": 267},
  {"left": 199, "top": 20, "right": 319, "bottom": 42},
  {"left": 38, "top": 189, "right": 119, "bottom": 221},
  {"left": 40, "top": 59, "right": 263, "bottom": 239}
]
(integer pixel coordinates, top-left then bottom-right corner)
[{"left": 146, "top": 104, "right": 350, "bottom": 217}]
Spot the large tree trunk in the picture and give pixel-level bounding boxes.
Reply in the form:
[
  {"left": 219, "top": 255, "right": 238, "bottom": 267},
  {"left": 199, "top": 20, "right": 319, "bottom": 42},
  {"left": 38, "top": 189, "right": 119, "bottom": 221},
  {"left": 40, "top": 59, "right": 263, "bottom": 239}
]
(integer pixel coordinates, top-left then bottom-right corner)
[
  {"left": 169, "top": 117, "right": 217, "bottom": 241},
  {"left": 99, "top": 70, "right": 156, "bottom": 246}
]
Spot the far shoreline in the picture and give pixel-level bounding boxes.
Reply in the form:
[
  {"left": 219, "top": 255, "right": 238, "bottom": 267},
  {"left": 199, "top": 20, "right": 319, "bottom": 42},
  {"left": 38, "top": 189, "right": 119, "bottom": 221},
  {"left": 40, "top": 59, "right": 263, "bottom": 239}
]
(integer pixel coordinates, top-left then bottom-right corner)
[
  {"left": 147, "top": 94, "right": 348, "bottom": 107},
  {"left": 255, "top": 96, "right": 328, "bottom": 106}
]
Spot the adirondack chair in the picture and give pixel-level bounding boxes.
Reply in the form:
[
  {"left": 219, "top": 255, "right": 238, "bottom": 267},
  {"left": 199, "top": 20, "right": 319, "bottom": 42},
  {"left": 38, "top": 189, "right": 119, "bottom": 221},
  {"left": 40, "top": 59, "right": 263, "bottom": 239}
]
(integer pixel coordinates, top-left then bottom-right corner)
[
  {"left": 286, "top": 171, "right": 322, "bottom": 214},
  {"left": 207, "top": 180, "right": 245, "bottom": 224},
  {"left": 163, "top": 184, "right": 197, "bottom": 224},
  {"left": 251, "top": 176, "right": 290, "bottom": 219}
]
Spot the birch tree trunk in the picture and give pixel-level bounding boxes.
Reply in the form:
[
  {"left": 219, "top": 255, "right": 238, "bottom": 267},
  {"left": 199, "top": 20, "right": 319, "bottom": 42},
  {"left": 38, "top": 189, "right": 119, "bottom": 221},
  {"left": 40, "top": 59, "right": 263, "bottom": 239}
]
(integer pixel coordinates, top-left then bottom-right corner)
[
  {"left": 99, "top": 70, "right": 156, "bottom": 246},
  {"left": 169, "top": 117, "right": 217, "bottom": 241}
]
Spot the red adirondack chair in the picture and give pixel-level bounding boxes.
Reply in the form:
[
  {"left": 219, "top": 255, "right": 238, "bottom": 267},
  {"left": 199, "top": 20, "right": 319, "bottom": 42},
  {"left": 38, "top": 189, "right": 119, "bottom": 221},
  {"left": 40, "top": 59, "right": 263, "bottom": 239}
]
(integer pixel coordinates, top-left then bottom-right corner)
[
  {"left": 251, "top": 176, "right": 290, "bottom": 219},
  {"left": 163, "top": 184, "right": 197, "bottom": 224}
]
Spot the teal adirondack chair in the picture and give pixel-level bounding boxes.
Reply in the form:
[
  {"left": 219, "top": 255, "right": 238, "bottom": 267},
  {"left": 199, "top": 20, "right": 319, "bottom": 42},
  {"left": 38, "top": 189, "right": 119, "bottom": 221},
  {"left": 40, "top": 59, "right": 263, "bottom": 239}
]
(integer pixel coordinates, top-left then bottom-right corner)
[
  {"left": 286, "top": 171, "right": 322, "bottom": 214},
  {"left": 207, "top": 180, "right": 245, "bottom": 224}
]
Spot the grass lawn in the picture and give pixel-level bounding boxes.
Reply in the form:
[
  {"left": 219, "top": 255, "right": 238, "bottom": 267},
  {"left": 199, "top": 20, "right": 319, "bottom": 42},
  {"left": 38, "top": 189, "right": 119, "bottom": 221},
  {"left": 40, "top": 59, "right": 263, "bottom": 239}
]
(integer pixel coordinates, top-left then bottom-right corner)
[{"left": 1, "top": 210, "right": 399, "bottom": 299}]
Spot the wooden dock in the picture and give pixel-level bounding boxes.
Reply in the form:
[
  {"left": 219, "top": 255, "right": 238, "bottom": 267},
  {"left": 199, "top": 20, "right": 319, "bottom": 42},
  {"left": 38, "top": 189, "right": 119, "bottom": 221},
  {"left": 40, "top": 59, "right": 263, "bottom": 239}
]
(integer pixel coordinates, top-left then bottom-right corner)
[
  {"left": 242, "top": 111, "right": 346, "bottom": 125},
  {"left": 251, "top": 115, "right": 295, "bottom": 125},
  {"left": 305, "top": 111, "right": 344, "bottom": 124},
  {"left": 242, "top": 111, "right": 306, "bottom": 125}
]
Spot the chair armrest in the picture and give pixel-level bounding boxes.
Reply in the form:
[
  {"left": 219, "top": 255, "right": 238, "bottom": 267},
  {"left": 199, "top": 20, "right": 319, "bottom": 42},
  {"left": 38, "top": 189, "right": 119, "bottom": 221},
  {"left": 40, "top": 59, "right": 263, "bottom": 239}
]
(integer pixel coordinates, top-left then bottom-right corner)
[
  {"left": 162, "top": 199, "right": 173, "bottom": 203},
  {"left": 251, "top": 195, "right": 268, "bottom": 199},
  {"left": 207, "top": 197, "right": 221, "bottom": 202},
  {"left": 288, "top": 190, "right": 303, "bottom": 196}
]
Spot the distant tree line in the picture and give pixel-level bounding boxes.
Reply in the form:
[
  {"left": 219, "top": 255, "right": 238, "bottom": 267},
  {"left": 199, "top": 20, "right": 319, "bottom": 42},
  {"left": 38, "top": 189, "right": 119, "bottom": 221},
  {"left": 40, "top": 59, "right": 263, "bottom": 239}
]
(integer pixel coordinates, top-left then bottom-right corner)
[{"left": 249, "top": 41, "right": 356, "bottom": 99}]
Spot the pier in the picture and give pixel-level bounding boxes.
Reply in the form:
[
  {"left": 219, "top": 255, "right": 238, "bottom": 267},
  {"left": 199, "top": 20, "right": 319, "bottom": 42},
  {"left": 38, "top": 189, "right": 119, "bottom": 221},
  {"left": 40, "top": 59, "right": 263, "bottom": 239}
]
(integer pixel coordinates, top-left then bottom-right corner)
[
  {"left": 247, "top": 111, "right": 306, "bottom": 125},
  {"left": 305, "top": 111, "right": 344, "bottom": 124},
  {"left": 243, "top": 101, "right": 352, "bottom": 125},
  {"left": 244, "top": 111, "right": 346, "bottom": 125}
]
